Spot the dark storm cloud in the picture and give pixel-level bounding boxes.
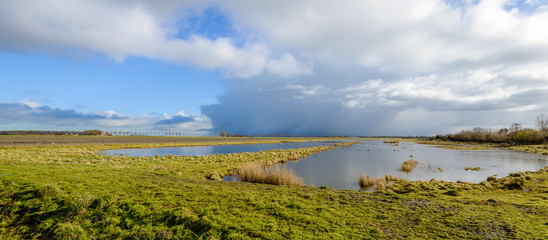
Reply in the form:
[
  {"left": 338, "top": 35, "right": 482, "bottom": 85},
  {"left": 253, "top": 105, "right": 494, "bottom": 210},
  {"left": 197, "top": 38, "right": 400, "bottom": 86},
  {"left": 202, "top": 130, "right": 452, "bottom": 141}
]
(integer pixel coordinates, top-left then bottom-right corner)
[{"left": 202, "top": 62, "right": 548, "bottom": 136}]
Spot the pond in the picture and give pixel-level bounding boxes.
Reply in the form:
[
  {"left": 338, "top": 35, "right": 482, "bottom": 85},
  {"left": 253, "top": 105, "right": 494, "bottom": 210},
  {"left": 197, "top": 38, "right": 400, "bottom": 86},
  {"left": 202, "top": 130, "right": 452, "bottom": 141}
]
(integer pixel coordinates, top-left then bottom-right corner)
[
  {"left": 100, "top": 141, "right": 332, "bottom": 157},
  {"left": 266, "top": 140, "right": 548, "bottom": 190}
]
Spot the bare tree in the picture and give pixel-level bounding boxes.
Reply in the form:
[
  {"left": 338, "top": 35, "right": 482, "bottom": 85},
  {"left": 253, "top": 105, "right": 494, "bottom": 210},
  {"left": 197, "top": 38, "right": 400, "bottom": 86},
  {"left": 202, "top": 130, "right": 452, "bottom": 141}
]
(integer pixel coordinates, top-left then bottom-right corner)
[
  {"left": 220, "top": 130, "right": 227, "bottom": 137},
  {"left": 537, "top": 114, "right": 548, "bottom": 134},
  {"left": 509, "top": 123, "right": 522, "bottom": 133}
]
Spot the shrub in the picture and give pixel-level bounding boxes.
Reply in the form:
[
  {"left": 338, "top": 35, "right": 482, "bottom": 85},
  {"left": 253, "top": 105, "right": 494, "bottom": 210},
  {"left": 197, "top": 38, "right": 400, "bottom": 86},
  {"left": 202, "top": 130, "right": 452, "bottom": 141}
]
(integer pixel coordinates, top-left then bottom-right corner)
[
  {"left": 512, "top": 129, "right": 545, "bottom": 144},
  {"left": 445, "top": 124, "right": 547, "bottom": 144},
  {"left": 81, "top": 129, "right": 103, "bottom": 135}
]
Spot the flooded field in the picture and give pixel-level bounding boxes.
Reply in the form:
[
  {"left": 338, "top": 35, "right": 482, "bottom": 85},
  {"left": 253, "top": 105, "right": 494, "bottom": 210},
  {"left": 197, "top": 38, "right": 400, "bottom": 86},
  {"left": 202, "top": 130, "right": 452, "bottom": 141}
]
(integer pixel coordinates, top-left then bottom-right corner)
[
  {"left": 280, "top": 140, "right": 548, "bottom": 190},
  {"left": 103, "top": 140, "right": 548, "bottom": 190}
]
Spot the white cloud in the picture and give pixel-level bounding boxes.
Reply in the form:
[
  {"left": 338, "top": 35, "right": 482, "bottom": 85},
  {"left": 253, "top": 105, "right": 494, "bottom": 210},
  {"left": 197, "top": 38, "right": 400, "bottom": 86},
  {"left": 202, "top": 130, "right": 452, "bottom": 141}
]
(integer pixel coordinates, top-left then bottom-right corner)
[
  {"left": 283, "top": 84, "right": 329, "bottom": 99},
  {"left": 266, "top": 53, "right": 314, "bottom": 78},
  {"left": 0, "top": 0, "right": 313, "bottom": 79},
  {"left": 217, "top": 0, "right": 548, "bottom": 74},
  {"left": 2, "top": 1, "right": 546, "bottom": 80},
  {"left": 19, "top": 99, "right": 42, "bottom": 108}
]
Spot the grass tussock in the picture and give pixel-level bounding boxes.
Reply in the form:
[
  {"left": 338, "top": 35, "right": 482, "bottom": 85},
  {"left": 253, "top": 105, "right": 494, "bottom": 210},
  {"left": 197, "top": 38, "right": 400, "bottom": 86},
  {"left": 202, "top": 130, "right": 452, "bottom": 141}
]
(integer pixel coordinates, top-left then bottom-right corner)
[
  {"left": 359, "top": 174, "right": 375, "bottom": 187},
  {"left": 236, "top": 164, "right": 304, "bottom": 186},
  {"left": 359, "top": 174, "right": 397, "bottom": 191},
  {"left": 401, "top": 160, "right": 419, "bottom": 172}
]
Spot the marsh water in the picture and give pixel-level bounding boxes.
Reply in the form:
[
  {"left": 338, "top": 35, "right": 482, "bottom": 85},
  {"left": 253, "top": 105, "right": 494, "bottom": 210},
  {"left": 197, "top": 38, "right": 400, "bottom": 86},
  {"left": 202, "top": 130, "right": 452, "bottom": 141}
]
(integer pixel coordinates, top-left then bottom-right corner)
[
  {"left": 103, "top": 140, "right": 548, "bottom": 191},
  {"left": 100, "top": 141, "right": 332, "bottom": 157},
  {"left": 278, "top": 140, "right": 548, "bottom": 190}
]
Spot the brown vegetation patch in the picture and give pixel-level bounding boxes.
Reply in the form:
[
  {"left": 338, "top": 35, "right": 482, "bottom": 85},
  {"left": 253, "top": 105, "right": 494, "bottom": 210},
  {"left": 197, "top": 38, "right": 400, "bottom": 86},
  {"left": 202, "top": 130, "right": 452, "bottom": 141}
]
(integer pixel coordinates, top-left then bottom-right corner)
[
  {"left": 359, "top": 174, "right": 396, "bottom": 191},
  {"left": 401, "top": 160, "right": 419, "bottom": 172},
  {"left": 235, "top": 164, "right": 304, "bottom": 186}
]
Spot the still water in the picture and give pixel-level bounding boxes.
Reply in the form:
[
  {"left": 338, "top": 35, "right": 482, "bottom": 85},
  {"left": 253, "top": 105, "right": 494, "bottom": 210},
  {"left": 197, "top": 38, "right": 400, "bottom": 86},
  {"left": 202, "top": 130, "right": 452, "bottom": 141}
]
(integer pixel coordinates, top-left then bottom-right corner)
[
  {"left": 100, "top": 141, "right": 331, "bottom": 157},
  {"left": 280, "top": 140, "right": 548, "bottom": 190}
]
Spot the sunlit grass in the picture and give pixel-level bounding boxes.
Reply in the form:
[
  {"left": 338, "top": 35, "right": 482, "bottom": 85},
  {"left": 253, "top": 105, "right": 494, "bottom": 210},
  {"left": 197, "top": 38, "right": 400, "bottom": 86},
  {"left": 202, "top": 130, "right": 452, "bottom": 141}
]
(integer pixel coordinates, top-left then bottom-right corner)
[{"left": 1, "top": 137, "right": 548, "bottom": 239}]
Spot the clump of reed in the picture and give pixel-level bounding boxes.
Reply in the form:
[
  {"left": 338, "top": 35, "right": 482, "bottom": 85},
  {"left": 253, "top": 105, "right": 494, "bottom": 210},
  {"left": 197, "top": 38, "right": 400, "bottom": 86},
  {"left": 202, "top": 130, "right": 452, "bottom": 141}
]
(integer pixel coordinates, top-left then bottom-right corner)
[
  {"left": 235, "top": 164, "right": 304, "bottom": 186},
  {"left": 359, "top": 174, "right": 376, "bottom": 187},
  {"left": 359, "top": 174, "right": 396, "bottom": 191},
  {"left": 401, "top": 160, "right": 419, "bottom": 172}
]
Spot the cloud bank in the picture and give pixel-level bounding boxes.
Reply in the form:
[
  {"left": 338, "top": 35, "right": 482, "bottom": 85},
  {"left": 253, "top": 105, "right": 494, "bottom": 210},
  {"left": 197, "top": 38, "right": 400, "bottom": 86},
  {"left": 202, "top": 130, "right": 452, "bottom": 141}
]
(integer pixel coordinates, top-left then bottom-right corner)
[
  {"left": 1, "top": 0, "right": 548, "bottom": 135},
  {"left": 0, "top": 100, "right": 211, "bottom": 132},
  {"left": 202, "top": 0, "right": 548, "bottom": 135}
]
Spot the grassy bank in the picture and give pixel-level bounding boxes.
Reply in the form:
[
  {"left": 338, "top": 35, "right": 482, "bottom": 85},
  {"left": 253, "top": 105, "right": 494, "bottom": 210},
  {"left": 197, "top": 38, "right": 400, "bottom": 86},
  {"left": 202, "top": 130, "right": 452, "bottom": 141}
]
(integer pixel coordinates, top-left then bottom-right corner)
[
  {"left": 0, "top": 135, "right": 335, "bottom": 147},
  {"left": 1, "top": 137, "right": 548, "bottom": 239}
]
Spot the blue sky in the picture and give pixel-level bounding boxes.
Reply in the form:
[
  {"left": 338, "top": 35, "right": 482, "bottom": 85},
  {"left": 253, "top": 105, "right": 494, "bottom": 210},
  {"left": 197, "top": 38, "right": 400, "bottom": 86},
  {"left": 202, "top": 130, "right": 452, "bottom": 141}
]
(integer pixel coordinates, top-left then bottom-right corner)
[
  {"left": 1, "top": 52, "right": 221, "bottom": 115},
  {"left": 1, "top": 0, "right": 548, "bottom": 135}
]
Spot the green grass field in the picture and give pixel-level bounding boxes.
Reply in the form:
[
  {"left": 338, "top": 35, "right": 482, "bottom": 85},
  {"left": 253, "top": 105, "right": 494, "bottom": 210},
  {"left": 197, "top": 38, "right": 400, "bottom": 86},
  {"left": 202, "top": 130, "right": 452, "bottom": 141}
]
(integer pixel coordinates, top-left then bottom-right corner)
[{"left": 1, "top": 137, "right": 547, "bottom": 239}]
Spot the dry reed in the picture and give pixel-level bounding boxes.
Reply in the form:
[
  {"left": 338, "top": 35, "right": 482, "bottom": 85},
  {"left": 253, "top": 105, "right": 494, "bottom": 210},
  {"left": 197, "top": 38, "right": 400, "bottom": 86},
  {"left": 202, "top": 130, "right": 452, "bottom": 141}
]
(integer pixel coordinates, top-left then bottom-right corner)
[
  {"left": 236, "top": 164, "right": 304, "bottom": 186},
  {"left": 359, "top": 174, "right": 397, "bottom": 191},
  {"left": 359, "top": 174, "right": 375, "bottom": 187},
  {"left": 401, "top": 160, "right": 419, "bottom": 172}
]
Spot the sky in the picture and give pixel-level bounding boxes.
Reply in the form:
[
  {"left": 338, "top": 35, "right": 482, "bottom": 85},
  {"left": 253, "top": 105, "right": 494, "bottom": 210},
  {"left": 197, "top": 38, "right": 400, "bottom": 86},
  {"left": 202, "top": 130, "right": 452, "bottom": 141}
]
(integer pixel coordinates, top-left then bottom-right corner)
[{"left": 1, "top": 0, "right": 548, "bottom": 136}]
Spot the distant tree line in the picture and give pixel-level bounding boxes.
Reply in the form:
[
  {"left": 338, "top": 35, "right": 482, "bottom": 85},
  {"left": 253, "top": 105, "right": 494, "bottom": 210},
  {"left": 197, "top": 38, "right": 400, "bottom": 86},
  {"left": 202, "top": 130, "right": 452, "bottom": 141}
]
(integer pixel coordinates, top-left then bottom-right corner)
[
  {"left": 435, "top": 114, "right": 548, "bottom": 144},
  {"left": 219, "top": 130, "right": 252, "bottom": 137},
  {"left": 0, "top": 130, "right": 105, "bottom": 136}
]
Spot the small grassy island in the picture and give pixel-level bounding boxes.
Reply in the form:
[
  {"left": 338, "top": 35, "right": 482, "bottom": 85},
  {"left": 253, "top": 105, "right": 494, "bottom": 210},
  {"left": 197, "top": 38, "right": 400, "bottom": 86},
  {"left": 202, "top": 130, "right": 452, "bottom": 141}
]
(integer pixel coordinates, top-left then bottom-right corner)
[{"left": 1, "top": 136, "right": 547, "bottom": 239}]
